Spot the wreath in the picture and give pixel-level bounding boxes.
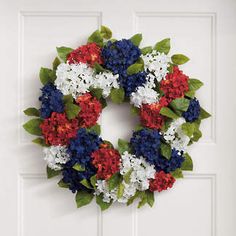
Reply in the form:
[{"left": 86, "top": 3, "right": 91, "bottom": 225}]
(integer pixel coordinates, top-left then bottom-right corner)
[{"left": 23, "top": 26, "right": 211, "bottom": 210}]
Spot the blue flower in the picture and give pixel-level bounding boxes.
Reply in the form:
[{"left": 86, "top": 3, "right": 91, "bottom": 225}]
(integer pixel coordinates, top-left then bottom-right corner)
[
  {"left": 102, "top": 39, "right": 141, "bottom": 75},
  {"left": 182, "top": 98, "right": 200, "bottom": 122},
  {"left": 130, "top": 129, "right": 161, "bottom": 165},
  {"left": 154, "top": 148, "right": 185, "bottom": 173},
  {"left": 62, "top": 128, "right": 103, "bottom": 193},
  {"left": 39, "top": 83, "right": 64, "bottom": 119},
  {"left": 120, "top": 71, "right": 147, "bottom": 96}
]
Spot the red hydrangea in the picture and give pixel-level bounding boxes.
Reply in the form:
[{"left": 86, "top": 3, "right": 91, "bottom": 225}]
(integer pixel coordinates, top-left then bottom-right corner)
[
  {"left": 40, "top": 112, "right": 79, "bottom": 146},
  {"left": 91, "top": 148, "right": 121, "bottom": 180},
  {"left": 76, "top": 93, "right": 102, "bottom": 128},
  {"left": 140, "top": 97, "right": 168, "bottom": 129},
  {"left": 160, "top": 66, "right": 189, "bottom": 103},
  {"left": 67, "top": 42, "right": 103, "bottom": 66},
  {"left": 149, "top": 171, "right": 176, "bottom": 192}
]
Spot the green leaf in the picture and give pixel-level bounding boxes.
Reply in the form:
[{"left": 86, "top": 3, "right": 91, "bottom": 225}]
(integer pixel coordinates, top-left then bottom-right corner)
[
  {"left": 47, "top": 166, "right": 61, "bottom": 179},
  {"left": 75, "top": 191, "right": 94, "bottom": 208},
  {"left": 23, "top": 118, "right": 43, "bottom": 136},
  {"left": 23, "top": 107, "right": 40, "bottom": 117},
  {"left": 100, "top": 25, "right": 112, "bottom": 39},
  {"left": 181, "top": 122, "right": 195, "bottom": 137},
  {"left": 39, "top": 67, "right": 56, "bottom": 85},
  {"left": 160, "top": 143, "right": 172, "bottom": 160},
  {"left": 87, "top": 124, "right": 101, "bottom": 135},
  {"left": 110, "top": 88, "right": 125, "bottom": 104},
  {"left": 160, "top": 107, "right": 179, "bottom": 119},
  {"left": 138, "top": 192, "right": 148, "bottom": 208},
  {"left": 32, "top": 137, "right": 48, "bottom": 147},
  {"left": 127, "top": 62, "right": 144, "bottom": 75},
  {"left": 170, "top": 98, "right": 190, "bottom": 112},
  {"left": 63, "top": 94, "right": 73, "bottom": 104},
  {"left": 65, "top": 103, "right": 80, "bottom": 119},
  {"left": 87, "top": 30, "right": 103, "bottom": 47},
  {"left": 103, "top": 140, "right": 114, "bottom": 148},
  {"left": 188, "top": 79, "right": 204, "bottom": 91},
  {"left": 100, "top": 97, "right": 107, "bottom": 109},
  {"left": 93, "top": 62, "right": 106, "bottom": 73},
  {"left": 171, "top": 54, "right": 189, "bottom": 65},
  {"left": 58, "top": 179, "right": 70, "bottom": 188},
  {"left": 146, "top": 190, "right": 155, "bottom": 207},
  {"left": 80, "top": 179, "right": 93, "bottom": 189},
  {"left": 127, "top": 191, "right": 141, "bottom": 206},
  {"left": 90, "top": 87, "right": 103, "bottom": 100},
  {"left": 117, "top": 183, "right": 125, "bottom": 199},
  {"left": 191, "top": 128, "right": 202, "bottom": 142},
  {"left": 167, "top": 63, "right": 174, "bottom": 73},
  {"left": 130, "top": 33, "right": 142, "bottom": 46},
  {"left": 123, "top": 169, "right": 132, "bottom": 184},
  {"left": 199, "top": 107, "right": 211, "bottom": 120},
  {"left": 118, "top": 139, "right": 130, "bottom": 154},
  {"left": 185, "top": 90, "right": 195, "bottom": 98},
  {"left": 108, "top": 173, "right": 122, "bottom": 191},
  {"left": 134, "top": 124, "right": 144, "bottom": 131},
  {"left": 73, "top": 163, "right": 85, "bottom": 171},
  {"left": 141, "top": 46, "right": 152, "bottom": 55},
  {"left": 171, "top": 168, "right": 183, "bottom": 178},
  {"left": 130, "top": 106, "right": 140, "bottom": 115},
  {"left": 56, "top": 46, "right": 73, "bottom": 62},
  {"left": 96, "top": 195, "right": 112, "bottom": 211},
  {"left": 181, "top": 153, "right": 193, "bottom": 171},
  {"left": 52, "top": 57, "right": 61, "bottom": 70},
  {"left": 90, "top": 175, "right": 97, "bottom": 188},
  {"left": 154, "top": 38, "right": 170, "bottom": 54}
]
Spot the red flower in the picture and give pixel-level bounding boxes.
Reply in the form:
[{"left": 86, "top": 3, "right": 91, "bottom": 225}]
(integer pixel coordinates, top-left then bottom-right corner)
[
  {"left": 149, "top": 171, "right": 175, "bottom": 192},
  {"left": 91, "top": 148, "right": 121, "bottom": 180},
  {"left": 67, "top": 43, "right": 103, "bottom": 66},
  {"left": 40, "top": 112, "right": 79, "bottom": 146},
  {"left": 76, "top": 93, "right": 102, "bottom": 128},
  {"left": 160, "top": 66, "right": 189, "bottom": 103},
  {"left": 140, "top": 97, "right": 168, "bottom": 129}
]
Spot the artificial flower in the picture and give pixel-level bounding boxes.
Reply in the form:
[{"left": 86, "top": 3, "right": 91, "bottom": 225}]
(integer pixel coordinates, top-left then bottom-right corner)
[{"left": 182, "top": 98, "right": 200, "bottom": 122}]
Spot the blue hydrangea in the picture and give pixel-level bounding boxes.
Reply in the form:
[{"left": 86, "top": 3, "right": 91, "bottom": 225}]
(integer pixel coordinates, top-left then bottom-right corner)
[
  {"left": 182, "top": 98, "right": 201, "bottom": 122},
  {"left": 130, "top": 129, "right": 161, "bottom": 165},
  {"left": 102, "top": 39, "right": 141, "bottom": 75},
  {"left": 154, "top": 148, "right": 185, "bottom": 173},
  {"left": 120, "top": 71, "right": 147, "bottom": 96},
  {"left": 39, "top": 83, "right": 64, "bottom": 119},
  {"left": 62, "top": 128, "right": 102, "bottom": 193}
]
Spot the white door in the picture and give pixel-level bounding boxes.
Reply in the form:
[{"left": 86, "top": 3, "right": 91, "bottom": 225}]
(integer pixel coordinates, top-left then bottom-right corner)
[{"left": 1, "top": 0, "right": 236, "bottom": 235}]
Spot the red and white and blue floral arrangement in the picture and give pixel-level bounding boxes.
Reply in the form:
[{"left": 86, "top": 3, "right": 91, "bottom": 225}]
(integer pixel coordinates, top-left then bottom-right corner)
[{"left": 23, "top": 26, "right": 211, "bottom": 210}]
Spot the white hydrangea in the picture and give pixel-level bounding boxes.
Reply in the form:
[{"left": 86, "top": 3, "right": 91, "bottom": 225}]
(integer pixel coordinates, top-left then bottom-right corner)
[
  {"left": 55, "top": 63, "right": 94, "bottom": 99},
  {"left": 93, "top": 71, "right": 119, "bottom": 97},
  {"left": 141, "top": 50, "right": 170, "bottom": 82},
  {"left": 43, "top": 146, "right": 70, "bottom": 170},
  {"left": 95, "top": 152, "right": 155, "bottom": 204},
  {"left": 163, "top": 118, "right": 190, "bottom": 152}
]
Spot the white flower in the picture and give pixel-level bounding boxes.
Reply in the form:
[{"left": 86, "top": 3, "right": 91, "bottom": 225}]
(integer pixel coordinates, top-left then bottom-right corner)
[
  {"left": 95, "top": 152, "right": 156, "bottom": 204},
  {"left": 163, "top": 118, "right": 190, "bottom": 152},
  {"left": 55, "top": 63, "right": 94, "bottom": 99},
  {"left": 43, "top": 146, "right": 70, "bottom": 170},
  {"left": 93, "top": 72, "right": 119, "bottom": 97},
  {"left": 141, "top": 50, "right": 170, "bottom": 82}
]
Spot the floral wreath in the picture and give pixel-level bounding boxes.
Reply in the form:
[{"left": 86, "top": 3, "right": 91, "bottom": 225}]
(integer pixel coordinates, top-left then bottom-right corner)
[{"left": 23, "top": 26, "right": 211, "bottom": 210}]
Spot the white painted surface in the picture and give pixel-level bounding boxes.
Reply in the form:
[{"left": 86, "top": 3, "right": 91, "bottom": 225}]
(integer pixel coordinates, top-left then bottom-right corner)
[{"left": 0, "top": 0, "right": 236, "bottom": 235}]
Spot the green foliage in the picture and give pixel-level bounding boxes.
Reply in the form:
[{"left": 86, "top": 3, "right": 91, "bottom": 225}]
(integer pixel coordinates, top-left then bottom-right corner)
[
  {"left": 90, "top": 175, "right": 97, "bottom": 188},
  {"left": 56, "top": 46, "right": 73, "bottom": 62},
  {"left": 23, "top": 107, "right": 40, "bottom": 117},
  {"left": 127, "top": 191, "right": 141, "bottom": 206},
  {"left": 108, "top": 173, "right": 122, "bottom": 191},
  {"left": 63, "top": 94, "right": 73, "bottom": 104},
  {"left": 138, "top": 192, "right": 148, "bottom": 208},
  {"left": 167, "top": 63, "right": 174, "bottom": 73},
  {"left": 130, "top": 33, "right": 142, "bottom": 46},
  {"left": 171, "top": 54, "right": 189, "bottom": 65},
  {"left": 191, "top": 127, "right": 202, "bottom": 142},
  {"left": 47, "top": 166, "right": 61, "bottom": 179},
  {"left": 90, "top": 87, "right": 103, "bottom": 100},
  {"left": 146, "top": 190, "right": 155, "bottom": 207},
  {"left": 93, "top": 62, "right": 106, "bottom": 73},
  {"left": 87, "top": 30, "right": 103, "bottom": 47},
  {"left": 181, "top": 153, "right": 193, "bottom": 171},
  {"left": 32, "top": 137, "right": 48, "bottom": 147},
  {"left": 130, "top": 106, "right": 140, "bottom": 115},
  {"left": 160, "top": 143, "right": 172, "bottom": 160},
  {"left": 160, "top": 107, "right": 179, "bottom": 119},
  {"left": 75, "top": 191, "right": 94, "bottom": 208},
  {"left": 181, "top": 122, "right": 196, "bottom": 138},
  {"left": 52, "top": 57, "right": 61, "bottom": 70},
  {"left": 127, "top": 61, "right": 144, "bottom": 75},
  {"left": 80, "top": 179, "right": 93, "bottom": 189},
  {"left": 110, "top": 88, "right": 125, "bottom": 104},
  {"left": 185, "top": 90, "right": 195, "bottom": 98},
  {"left": 123, "top": 169, "right": 132, "bottom": 184},
  {"left": 73, "top": 163, "right": 85, "bottom": 171},
  {"left": 188, "top": 78, "right": 204, "bottom": 91},
  {"left": 171, "top": 168, "right": 183, "bottom": 178},
  {"left": 117, "top": 183, "right": 125, "bottom": 199},
  {"left": 23, "top": 118, "right": 43, "bottom": 136},
  {"left": 39, "top": 67, "right": 56, "bottom": 85},
  {"left": 118, "top": 138, "right": 130, "bottom": 154},
  {"left": 100, "top": 97, "right": 107, "bottom": 109},
  {"left": 100, "top": 25, "right": 112, "bottom": 39},
  {"left": 154, "top": 38, "right": 170, "bottom": 54},
  {"left": 103, "top": 140, "right": 114, "bottom": 148},
  {"left": 141, "top": 46, "right": 152, "bottom": 55},
  {"left": 96, "top": 194, "right": 112, "bottom": 211},
  {"left": 87, "top": 124, "right": 101, "bottom": 135},
  {"left": 170, "top": 98, "right": 190, "bottom": 112},
  {"left": 58, "top": 179, "right": 70, "bottom": 188},
  {"left": 199, "top": 107, "right": 211, "bottom": 120},
  {"left": 65, "top": 103, "right": 80, "bottom": 120}
]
